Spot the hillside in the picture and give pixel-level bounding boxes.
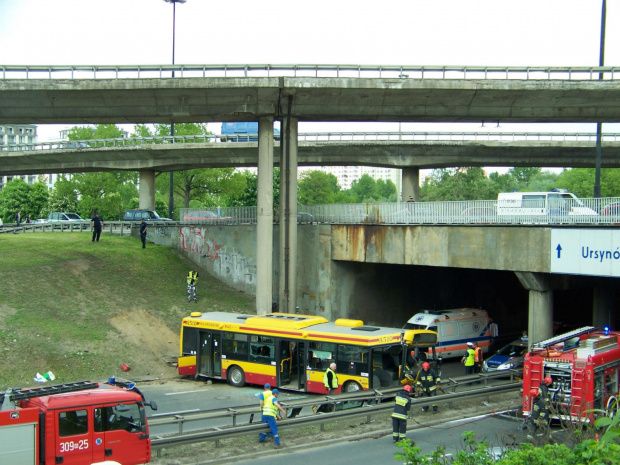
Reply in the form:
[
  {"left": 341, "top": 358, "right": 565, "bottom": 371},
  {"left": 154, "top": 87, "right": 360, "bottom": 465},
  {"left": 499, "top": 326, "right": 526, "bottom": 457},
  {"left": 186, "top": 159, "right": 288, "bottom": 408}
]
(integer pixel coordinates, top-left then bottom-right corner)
[{"left": 0, "top": 232, "right": 255, "bottom": 390}]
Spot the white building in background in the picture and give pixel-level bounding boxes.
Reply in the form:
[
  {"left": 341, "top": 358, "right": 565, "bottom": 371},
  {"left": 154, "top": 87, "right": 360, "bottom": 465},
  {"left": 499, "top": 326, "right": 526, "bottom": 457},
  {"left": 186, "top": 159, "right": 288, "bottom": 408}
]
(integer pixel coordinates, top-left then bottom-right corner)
[{"left": 299, "top": 165, "right": 402, "bottom": 195}]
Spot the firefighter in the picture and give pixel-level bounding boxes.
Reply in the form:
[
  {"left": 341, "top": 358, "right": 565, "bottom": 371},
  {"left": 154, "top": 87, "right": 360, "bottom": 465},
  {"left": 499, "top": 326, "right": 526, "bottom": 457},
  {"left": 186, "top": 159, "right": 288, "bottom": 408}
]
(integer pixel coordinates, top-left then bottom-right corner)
[
  {"left": 416, "top": 361, "right": 441, "bottom": 413},
  {"left": 259, "top": 389, "right": 286, "bottom": 446},
  {"left": 186, "top": 270, "right": 198, "bottom": 303},
  {"left": 392, "top": 384, "right": 412, "bottom": 443},
  {"left": 522, "top": 376, "right": 553, "bottom": 434}
]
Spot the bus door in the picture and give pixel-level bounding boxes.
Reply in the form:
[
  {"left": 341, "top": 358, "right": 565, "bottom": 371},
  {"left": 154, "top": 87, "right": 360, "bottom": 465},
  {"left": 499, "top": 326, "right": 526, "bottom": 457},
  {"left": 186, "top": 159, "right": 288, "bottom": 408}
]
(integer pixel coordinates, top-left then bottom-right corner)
[
  {"left": 198, "top": 331, "right": 222, "bottom": 378},
  {"left": 277, "top": 339, "right": 304, "bottom": 390}
]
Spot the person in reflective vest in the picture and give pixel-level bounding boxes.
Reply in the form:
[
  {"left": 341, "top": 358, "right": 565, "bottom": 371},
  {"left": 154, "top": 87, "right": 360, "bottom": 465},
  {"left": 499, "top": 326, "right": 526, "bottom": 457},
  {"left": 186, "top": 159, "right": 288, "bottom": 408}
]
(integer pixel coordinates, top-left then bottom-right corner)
[
  {"left": 259, "top": 383, "right": 272, "bottom": 422},
  {"left": 473, "top": 342, "right": 483, "bottom": 374},
  {"left": 391, "top": 384, "right": 412, "bottom": 443},
  {"left": 416, "top": 362, "right": 441, "bottom": 413},
  {"left": 323, "top": 363, "right": 339, "bottom": 395},
  {"left": 461, "top": 342, "right": 475, "bottom": 375},
  {"left": 186, "top": 270, "right": 198, "bottom": 303},
  {"left": 259, "top": 389, "right": 286, "bottom": 446}
]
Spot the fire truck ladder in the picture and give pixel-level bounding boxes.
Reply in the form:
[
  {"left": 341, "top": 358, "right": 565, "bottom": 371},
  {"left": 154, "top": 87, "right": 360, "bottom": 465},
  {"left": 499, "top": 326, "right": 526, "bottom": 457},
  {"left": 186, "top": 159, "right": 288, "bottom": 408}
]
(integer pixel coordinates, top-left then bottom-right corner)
[
  {"left": 7, "top": 381, "right": 99, "bottom": 402},
  {"left": 531, "top": 326, "right": 596, "bottom": 350}
]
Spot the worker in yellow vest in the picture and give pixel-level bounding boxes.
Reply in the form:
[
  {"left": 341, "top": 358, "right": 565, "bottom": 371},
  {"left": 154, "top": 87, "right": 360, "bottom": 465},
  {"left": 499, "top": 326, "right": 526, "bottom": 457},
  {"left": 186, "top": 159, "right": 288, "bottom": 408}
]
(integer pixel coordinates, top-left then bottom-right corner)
[
  {"left": 323, "top": 363, "right": 339, "bottom": 395},
  {"left": 461, "top": 342, "right": 476, "bottom": 375},
  {"left": 259, "top": 383, "right": 272, "bottom": 422},
  {"left": 259, "top": 389, "right": 286, "bottom": 446},
  {"left": 186, "top": 270, "right": 198, "bottom": 303}
]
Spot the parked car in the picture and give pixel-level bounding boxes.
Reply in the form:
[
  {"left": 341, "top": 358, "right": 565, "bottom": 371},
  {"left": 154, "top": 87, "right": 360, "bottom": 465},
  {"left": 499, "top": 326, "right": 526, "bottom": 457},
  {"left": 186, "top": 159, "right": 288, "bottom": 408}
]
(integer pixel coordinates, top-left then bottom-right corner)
[
  {"left": 183, "top": 210, "right": 233, "bottom": 223},
  {"left": 601, "top": 202, "right": 620, "bottom": 224},
  {"left": 483, "top": 338, "right": 528, "bottom": 373},
  {"left": 47, "top": 212, "right": 89, "bottom": 228},
  {"left": 33, "top": 218, "right": 47, "bottom": 224},
  {"left": 123, "top": 209, "right": 171, "bottom": 221},
  {"left": 63, "top": 141, "right": 91, "bottom": 149}
]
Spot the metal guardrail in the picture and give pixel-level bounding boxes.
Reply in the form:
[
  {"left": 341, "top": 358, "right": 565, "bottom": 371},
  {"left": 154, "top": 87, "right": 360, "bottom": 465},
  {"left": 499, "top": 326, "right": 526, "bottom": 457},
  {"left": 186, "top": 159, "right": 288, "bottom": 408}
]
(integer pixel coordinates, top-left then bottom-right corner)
[
  {"left": 3, "top": 131, "right": 620, "bottom": 152},
  {"left": 149, "top": 376, "right": 522, "bottom": 454},
  {"left": 1, "top": 64, "right": 619, "bottom": 81}
]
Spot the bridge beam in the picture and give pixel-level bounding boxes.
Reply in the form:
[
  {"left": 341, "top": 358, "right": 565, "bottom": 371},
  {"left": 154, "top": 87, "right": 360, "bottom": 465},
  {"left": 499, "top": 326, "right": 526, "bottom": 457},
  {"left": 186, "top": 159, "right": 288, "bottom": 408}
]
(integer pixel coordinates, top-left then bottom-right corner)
[
  {"left": 256, "top": 117, "right": 275, "bottom": 315},
  {"left": 515, "top": 271, "right": 553, "bottom": 346},
  {"left": 401, "top": 167, "right": 420, "bottom": 201},
  {"left": 138, "top": 170, "right": 155, "bottom": 211},
  {"left": 279, "top": 116, "right": 299, "bottom": 314}
]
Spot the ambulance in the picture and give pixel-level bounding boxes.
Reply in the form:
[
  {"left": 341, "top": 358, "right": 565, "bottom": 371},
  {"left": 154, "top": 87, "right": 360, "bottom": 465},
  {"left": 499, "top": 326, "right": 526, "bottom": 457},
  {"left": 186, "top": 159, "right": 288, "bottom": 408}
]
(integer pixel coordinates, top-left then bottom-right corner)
[{"left": 405, "top": 308, "right": 491, "bottom": 359}]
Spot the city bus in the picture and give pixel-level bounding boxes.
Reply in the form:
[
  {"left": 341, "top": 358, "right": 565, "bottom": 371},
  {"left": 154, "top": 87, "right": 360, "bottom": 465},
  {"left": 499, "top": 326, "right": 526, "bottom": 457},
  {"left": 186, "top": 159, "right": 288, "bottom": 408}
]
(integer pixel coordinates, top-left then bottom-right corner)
[{"left": 176, "top": 311, "right": 438, "bottom": 393}]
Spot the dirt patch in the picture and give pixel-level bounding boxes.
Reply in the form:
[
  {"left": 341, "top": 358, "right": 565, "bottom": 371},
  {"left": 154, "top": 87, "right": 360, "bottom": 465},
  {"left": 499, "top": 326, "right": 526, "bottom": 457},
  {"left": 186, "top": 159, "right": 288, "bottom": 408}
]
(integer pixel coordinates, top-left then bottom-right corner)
[
  {"left": 62, "top": 258, "right": 91, "bottom": 276},
  {"left": 109, "top": 309, "right": 179, "bottom": 378}
]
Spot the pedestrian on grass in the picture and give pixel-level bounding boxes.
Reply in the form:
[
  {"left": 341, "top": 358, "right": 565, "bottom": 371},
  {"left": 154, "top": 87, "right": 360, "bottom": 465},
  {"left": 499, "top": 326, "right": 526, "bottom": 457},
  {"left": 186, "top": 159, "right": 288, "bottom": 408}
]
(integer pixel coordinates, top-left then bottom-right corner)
[
  {"left": 139, "top": 219, "right": 148, "bottom": 249},
  {"left": 14, "top": 210, "right": 21, "bottom": 234},
  {"left": 91, "top": 212, "right": 104, "bottom": 242}
]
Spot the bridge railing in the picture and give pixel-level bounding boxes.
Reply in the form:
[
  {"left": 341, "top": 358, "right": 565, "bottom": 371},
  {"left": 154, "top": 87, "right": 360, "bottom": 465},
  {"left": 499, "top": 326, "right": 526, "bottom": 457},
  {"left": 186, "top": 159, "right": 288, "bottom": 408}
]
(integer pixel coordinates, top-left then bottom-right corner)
[
  {"left": 4, "top": 131, "right": 620, "bottom": 152},
  {"left": 2, "top": 64, "right": 619, "bottom": 81},
  {"left": 179, "top": 197, "right": 620, "bottom": 227}
]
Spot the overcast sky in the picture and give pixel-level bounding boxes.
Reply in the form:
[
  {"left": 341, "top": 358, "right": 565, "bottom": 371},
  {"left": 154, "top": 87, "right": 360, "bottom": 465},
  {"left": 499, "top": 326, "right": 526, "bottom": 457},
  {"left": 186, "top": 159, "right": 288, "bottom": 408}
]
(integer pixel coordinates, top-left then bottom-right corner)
[{"left": 1, "top": 0, "right": 618, "bottom": 143}]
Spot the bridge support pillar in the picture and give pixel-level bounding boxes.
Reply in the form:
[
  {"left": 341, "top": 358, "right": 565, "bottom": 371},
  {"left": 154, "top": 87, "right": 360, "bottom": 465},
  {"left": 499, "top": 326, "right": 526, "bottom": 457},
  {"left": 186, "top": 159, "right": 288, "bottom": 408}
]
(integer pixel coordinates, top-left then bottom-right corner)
[
  {"left": 256, "top": 117, "right": 275, "bottom": 315},
  {"left": 279, "top": 116, "right": 299, "bottom": 314},
  {"left": 138, "top": 170, "right": 155, "bottom": 211},
  {"left": 401, "top": 168, "right": 420, "bottom": 201},
  {"left": 515, "top": 272, "right": 553, "bottom": 346},
  {"left": 593, "top": 286, "right": 617, "bottom": 330}
]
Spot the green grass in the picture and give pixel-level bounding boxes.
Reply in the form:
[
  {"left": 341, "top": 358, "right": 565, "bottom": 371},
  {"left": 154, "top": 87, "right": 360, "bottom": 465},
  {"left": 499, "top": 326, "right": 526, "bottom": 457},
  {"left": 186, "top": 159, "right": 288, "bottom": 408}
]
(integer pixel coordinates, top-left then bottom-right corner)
[{"left": 0, "top": 233, "right": 255, "bottom": 389}]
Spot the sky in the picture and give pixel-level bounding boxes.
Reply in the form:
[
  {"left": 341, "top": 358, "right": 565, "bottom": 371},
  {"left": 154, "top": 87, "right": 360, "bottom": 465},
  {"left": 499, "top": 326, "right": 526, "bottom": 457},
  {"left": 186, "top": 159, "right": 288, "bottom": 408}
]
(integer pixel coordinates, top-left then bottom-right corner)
[{"left": 1, "top": 0, "right": 619, "bottom": 164}]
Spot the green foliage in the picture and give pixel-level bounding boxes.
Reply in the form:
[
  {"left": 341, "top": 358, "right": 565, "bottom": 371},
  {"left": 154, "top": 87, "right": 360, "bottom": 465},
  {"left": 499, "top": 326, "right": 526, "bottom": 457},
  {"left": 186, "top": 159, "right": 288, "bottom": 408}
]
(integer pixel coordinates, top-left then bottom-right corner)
[
  {"left": 0, "top": 178, "right": 32, "bottom": 223},
  {"left": 421, "top": 167, "right": 498, "bottom": 201},
  {"left": 556, "top": 168, "right": 620, "bottom": 198},
  {"left": 229, "top": 169, "right": 281, "bottom": 207},
  {"left": 298, "top": 170, "right": 341, "bottom": 205},
  {"left": 349, "top": 174, "right": 380, "bottom": 202}
]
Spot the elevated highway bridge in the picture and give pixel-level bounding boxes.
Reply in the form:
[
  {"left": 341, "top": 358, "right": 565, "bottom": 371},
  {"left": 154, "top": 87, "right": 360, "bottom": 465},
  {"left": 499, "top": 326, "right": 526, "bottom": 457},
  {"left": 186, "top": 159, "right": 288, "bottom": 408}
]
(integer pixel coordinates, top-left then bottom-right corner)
[{"left": 2, "top": 63, "right": 619, "bottom": 343}]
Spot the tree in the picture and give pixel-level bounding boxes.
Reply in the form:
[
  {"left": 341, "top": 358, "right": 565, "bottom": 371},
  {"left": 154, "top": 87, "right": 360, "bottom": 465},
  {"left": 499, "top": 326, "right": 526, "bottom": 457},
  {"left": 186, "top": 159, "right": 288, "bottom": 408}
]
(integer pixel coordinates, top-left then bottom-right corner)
[
  {"left": 298, "top": 170, "right": 341, "bottom": 205},
  {"left": 421, "top": 167, "right": 498, "bottom": 201},
  {"left": 27, "top": 182, "right": 50, "bottom": 220},
  {"left": 556, "top": 168, "right": 620, "bottom": 198},
  {"left": 507, "top": 167, "right": 542, "bottom": 186},
  {"left": 375, "top": 178, "right": 398, "bottom": 202},
  {"left": 0, "top": 178, "right": 31, "bottom": 223},
  {"left": 46, "top": 175, "right": 80, "bottom": 216},
  {"left": 349, "top": 174, "right": 379, "bottom": 202}
]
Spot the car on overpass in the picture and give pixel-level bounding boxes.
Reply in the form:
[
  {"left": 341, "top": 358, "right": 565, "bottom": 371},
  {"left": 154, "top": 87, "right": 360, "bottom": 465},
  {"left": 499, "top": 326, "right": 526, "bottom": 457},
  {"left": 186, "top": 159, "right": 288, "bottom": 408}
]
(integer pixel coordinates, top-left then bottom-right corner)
[
  {"left": 123, "top": 209, "right": 171, "bottom": 222},
  {"left": 183, "top": 210, "right": 234, "bottom": 224}
]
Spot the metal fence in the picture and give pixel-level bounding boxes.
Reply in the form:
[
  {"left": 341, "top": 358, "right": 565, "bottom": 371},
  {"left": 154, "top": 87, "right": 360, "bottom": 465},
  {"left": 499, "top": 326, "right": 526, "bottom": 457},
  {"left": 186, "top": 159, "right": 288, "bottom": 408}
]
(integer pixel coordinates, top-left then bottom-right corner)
[
  {"left": 2, "top": 64, "right": 619, "bottom": 81},
  {"left": 3, "top": 131, "right": 620, "bottom": 152},
  {"left": 180, "top": 197, "right": 620, "bottom": 227}
]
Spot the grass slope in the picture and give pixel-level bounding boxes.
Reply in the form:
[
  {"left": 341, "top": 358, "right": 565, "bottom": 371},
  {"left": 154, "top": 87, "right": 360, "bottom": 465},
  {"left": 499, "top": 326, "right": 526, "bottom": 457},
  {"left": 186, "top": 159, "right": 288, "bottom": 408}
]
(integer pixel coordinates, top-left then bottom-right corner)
[{"left": 0, "top": 233, "right": 255, "bottom": 390}]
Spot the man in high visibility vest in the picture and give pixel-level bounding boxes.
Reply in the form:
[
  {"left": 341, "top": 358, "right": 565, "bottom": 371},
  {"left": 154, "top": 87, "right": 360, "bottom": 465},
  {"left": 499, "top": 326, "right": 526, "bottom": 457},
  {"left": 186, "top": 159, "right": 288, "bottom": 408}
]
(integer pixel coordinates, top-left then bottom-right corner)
[
  {"left": 461, "top": 342, "right": 476, "bottom": 375},
  {"left": 391, "top": 384, "right": 412, "bottom": 443},
  {"left": 259, "top": 383, "right": 272, "bottom": 422},
  {"left": 259, "top": 389, "right": 287, "bottom": 446},
  {"left": 186, "top": 271, "right": 198, "bottom": 303},
  {"left": 323, "top": 362, "right": 339, "bottom": 395}
]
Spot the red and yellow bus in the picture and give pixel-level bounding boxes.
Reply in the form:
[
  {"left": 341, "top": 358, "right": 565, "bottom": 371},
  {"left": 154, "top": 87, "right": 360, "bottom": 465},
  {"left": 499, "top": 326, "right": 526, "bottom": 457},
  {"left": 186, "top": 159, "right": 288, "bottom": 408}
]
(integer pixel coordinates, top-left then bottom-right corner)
[{"left": 177, "top": 311, "right": 438, "bottom": 393}]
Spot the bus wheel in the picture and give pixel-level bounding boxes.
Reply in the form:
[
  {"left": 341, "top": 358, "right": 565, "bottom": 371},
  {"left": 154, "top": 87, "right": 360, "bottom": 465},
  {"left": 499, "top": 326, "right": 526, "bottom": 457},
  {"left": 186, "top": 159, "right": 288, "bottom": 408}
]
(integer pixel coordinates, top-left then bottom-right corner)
[
  {"left": 228, "top": 366, "right": 246, "bottom": 387},
  {"left": 343, "top": 381, "right": 361, "bottom": 392}
]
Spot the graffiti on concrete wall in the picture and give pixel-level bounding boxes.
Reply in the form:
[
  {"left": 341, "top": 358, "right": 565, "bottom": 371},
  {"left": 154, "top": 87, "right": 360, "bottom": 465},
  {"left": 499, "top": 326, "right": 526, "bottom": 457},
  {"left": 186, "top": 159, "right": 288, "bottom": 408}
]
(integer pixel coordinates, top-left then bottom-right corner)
[
  {"left": 179, "top": 226, "right": 256, "bottom": 287},
  {"left": 154, "top": 226, "right": 172, "bottom": 237}
]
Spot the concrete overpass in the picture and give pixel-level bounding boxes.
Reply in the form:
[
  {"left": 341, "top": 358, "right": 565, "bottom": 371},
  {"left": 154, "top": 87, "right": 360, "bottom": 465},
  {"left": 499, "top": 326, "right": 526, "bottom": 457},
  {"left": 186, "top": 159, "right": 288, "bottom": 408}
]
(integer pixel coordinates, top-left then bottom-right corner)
[
  {"left": 3, "top": 63, "right": 619, "bottom": 338},
  {"left": 3, "top": 133, "right": 620, "bottom": 175}
]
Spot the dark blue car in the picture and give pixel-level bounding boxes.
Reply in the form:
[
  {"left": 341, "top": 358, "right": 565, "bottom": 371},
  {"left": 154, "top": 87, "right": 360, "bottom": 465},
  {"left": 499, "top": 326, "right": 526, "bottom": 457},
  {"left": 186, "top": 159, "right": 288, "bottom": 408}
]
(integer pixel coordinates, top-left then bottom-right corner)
[{"left": 483, "top": 338, "right": 528, "bottom": 373}]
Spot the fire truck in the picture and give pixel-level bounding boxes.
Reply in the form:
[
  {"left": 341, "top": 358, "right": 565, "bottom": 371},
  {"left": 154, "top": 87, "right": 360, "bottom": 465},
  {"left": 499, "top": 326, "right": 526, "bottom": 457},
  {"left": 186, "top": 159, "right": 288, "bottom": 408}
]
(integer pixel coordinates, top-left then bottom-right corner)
[
  {"left": 522, "top": 326, "right": 620, "bottom": 423},
  {"left": 0, "top": 379, "right": 157, "bottom": 465}
]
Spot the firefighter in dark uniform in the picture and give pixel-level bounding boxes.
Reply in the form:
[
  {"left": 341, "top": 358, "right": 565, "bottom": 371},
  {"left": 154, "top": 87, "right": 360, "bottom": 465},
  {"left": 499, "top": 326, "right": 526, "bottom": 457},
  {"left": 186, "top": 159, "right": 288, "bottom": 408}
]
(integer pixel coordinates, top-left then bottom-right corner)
[
  {"left": 392, "top": 384, "right": 412, "bottom": 443},
  {"left": 417, "top": 361, "right": 441, "bottom": 413},
  {"left": 523, "top": 376, "right": 553, "bottom": 434},
  {"left": 186, "top": 270, "right": 198, "bottom": 303}
]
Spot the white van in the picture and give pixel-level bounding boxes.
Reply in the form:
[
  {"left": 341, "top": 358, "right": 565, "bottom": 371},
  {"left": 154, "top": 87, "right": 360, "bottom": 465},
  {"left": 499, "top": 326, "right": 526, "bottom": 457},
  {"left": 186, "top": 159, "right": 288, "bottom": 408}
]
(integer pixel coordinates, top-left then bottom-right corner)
[
  {"left": 405, "top": 308, "right": 491, "bottom": 359},
  {"left": 497, "top": 189, "right": 598, "bottom": 219}
]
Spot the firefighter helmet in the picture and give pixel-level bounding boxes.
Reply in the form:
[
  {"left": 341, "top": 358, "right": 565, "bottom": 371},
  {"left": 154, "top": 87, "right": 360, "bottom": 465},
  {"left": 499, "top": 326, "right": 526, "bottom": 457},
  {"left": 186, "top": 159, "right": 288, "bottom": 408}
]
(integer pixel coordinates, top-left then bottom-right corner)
[
  {"left": 543, "top": 376, "right": 552, "bottom": 385},
  {"left": 403, "top": 384, "right": 412, "bottom": 392},
  {"left": 530, "top": 388, "right": 539, "bottom": 398},
  {"left": 422, "top": 362, "right": 430, "bottom": 370}
]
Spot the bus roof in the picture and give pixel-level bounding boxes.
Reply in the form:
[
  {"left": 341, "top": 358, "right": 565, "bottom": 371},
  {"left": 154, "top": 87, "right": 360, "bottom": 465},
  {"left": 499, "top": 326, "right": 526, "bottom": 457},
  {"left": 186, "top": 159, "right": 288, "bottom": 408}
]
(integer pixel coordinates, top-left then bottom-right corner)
[{"left": 183, "top": 312, "right": 409, "bottom": 346}]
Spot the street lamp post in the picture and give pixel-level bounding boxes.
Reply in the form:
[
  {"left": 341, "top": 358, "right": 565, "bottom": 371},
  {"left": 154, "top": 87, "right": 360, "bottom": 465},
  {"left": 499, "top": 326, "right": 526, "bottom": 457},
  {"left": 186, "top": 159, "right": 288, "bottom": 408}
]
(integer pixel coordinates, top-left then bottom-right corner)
[
  {"left": 164, "top": 0, "right": 186, "bottom": 219},
  {"left": 594, "top": 0, "right": 606, "bottom": 198}
]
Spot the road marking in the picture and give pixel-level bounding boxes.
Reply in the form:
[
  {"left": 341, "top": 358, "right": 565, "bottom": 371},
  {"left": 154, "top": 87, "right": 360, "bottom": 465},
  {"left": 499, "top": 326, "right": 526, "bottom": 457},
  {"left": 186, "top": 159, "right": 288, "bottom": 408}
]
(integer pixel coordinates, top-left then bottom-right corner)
[{"left": 165, "top": 390, "right": 209, "bottom": 396}]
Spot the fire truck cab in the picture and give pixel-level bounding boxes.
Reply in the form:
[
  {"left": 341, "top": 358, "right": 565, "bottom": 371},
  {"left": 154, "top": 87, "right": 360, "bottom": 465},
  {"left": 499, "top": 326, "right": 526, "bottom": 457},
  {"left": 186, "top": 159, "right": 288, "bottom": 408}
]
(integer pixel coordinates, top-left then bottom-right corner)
[
  {"left": 522, "top": 326, "right": 620, "bottom": 423},
  {"left": 0, "top": 380, "right": 157, "bottom": 465}
]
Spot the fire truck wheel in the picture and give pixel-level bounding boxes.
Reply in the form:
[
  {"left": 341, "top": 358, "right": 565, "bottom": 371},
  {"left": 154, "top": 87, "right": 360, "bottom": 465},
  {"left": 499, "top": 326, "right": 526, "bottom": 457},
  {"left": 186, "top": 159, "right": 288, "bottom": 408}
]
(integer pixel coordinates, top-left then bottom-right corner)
[
  {"left": 227, "top": 365, "right": 246, "bottom": 387},
  {"left": 606, "top": 396, "right": 618, "bottom": 418}
]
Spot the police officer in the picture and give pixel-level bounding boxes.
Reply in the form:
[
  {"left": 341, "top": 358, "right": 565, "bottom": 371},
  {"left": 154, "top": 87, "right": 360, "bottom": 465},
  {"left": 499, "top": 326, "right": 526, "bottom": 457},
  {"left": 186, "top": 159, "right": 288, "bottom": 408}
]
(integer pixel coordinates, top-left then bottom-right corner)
[
  {"left": 392, "top": 384, "right": 412, "bottom": 443},
  {"left": 323, "top": 362, "right": 339, "bottom": 395},
  {"left": 417, "top": 362, "right": 441, "bottom": 413},
  {"left": 461, "top": 342, "right": 476, "bottom": 375},
  {"left": 259, "top": 389, "right": 286, "bottom": 446},
  {"left": 186, "top": 270, "right": 198, "bottom": 303}
]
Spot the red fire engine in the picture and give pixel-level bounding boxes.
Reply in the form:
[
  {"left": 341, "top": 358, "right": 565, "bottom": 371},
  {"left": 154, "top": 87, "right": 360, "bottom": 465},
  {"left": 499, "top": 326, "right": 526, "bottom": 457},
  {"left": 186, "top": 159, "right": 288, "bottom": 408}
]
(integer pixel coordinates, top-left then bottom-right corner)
[
  {"left": 0, "top": 379, "right": 157, "bottom": 465},
  {"left": 522, "top": 326, "right": 620, "bottom": 422}
]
